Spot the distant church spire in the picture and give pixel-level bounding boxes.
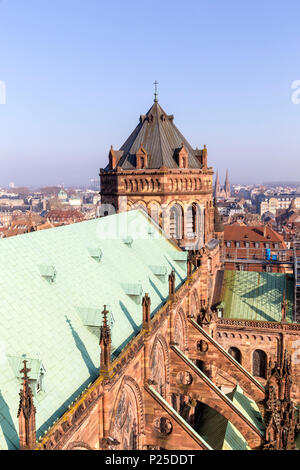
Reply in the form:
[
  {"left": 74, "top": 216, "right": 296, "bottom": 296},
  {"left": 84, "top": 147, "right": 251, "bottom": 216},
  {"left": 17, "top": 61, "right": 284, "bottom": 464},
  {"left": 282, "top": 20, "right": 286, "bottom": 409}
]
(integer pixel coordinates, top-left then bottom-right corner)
[
  {"left": 225, "top": 169, "right": 231, "bottom": 198},
  {"left": 214, "top": 169, "right": 231, "bottom": 199},
  {"left": 225, "top": 168, "right": 229, "bottom": 183}
]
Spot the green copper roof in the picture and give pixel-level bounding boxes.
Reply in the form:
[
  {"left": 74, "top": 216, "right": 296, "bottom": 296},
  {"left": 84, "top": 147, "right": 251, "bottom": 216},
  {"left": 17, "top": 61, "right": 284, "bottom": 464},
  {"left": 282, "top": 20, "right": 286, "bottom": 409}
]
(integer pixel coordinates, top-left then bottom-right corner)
[
  {"left": 219, "top": 271, "right": 293, "bottom": 322},
  {"left": 227, "top": 385, "right": 265, "bottom": 436},
  {"left": 0, "top": 210, "right": 186, "bottom": 450},
  {"left": 197, "top": 404, "right": 250, "bottom": 450},
  {"left": 197, "top": 385, "right": 264, "bottom": 450}
]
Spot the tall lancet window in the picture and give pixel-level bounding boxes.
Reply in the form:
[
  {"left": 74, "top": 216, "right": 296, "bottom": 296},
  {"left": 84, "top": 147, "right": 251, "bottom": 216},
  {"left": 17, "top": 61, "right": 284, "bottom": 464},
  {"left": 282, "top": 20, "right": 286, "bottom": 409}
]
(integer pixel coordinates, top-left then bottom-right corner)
[
  {"left": 169, "top": 204, "right": 183, "bottom": 239},
  {"left": 186, "top": 204, "right": 197, "bottom": 239}
]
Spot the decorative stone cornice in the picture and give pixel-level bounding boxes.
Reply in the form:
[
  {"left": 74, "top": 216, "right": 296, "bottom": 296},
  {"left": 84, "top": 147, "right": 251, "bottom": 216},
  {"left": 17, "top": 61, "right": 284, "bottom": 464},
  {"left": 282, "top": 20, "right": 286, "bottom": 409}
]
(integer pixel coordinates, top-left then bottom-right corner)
[{"left": 217, "top": 318, "right": 300, "bottom": 332}]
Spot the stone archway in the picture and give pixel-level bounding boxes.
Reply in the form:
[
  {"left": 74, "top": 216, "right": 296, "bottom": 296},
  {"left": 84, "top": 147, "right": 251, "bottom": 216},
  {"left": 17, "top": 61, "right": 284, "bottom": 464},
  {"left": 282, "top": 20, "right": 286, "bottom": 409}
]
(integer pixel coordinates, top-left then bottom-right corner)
[
  {"left": 150, "top": 335, "right": 170, "bottom": 398},
  {"left": 109, "top": 376, "right": 144, "bottom": 450},
  {"left": 228, "top": 347, "right": 242, "bottom": 364},
  {"left": 169, "top": 203, "right": 184, "bottom": 239}
]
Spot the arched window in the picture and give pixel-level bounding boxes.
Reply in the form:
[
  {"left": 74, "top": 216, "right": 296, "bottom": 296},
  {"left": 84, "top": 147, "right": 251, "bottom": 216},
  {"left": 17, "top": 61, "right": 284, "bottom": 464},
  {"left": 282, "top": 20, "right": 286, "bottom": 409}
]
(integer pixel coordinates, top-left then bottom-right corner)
[
  {"left": 169, "top": 204, "right": 183, "bottom": 239},
  {"left": 253, "top": 349, "right": 267, "bottom": 378},
  {"left": 186, "top": 204, "right": 197, "bottom": 239},
  {"left": 228, "top": 347, "right": 242, "bottom": 364}
]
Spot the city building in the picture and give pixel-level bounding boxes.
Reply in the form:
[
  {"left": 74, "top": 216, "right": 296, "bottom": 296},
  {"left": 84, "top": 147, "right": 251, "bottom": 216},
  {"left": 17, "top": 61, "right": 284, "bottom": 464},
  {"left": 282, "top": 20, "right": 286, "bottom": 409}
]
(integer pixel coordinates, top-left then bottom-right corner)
[
  {"left": 258, "top": 194, "right": 300, "bottom": 217},
  {"left": 46, "top": 209, "right": 85, "bottom": 226},
  {"left": 223, "top": 224, "right": 292, "bottom": 273}
]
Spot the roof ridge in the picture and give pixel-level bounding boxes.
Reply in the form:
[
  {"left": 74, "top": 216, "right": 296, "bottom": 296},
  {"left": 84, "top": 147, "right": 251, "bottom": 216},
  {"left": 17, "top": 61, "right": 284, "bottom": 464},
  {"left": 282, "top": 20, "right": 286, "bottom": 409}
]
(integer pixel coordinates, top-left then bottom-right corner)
[{"left": 155, "top": 101, "right": 167, "bottom": 167}]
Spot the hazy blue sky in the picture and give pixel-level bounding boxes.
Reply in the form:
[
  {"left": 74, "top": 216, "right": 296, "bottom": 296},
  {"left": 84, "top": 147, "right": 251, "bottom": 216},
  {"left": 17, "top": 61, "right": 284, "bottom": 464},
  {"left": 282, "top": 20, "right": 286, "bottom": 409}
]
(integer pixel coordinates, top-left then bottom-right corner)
[{"left": 0, "top": 0, "right": 300, "bottom": 187}]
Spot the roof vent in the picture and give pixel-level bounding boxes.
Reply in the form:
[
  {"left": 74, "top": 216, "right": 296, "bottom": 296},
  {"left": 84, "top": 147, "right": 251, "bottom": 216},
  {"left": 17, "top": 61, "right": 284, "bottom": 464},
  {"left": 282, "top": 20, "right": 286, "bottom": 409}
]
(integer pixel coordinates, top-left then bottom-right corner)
[
  {"left": 173, "top": 252, "right": 188, "bottom": 262},
  {"left": 122, "top": 236, "right": 133, "bottom": 247},
  {"left": 88, "top": 247, "right": 102, "bottom": 262},
  {"left": 149, "top": 265, "right": 167, "bottom": 279},
  {"left": 76, "top": 306, "right": 115, "bottom": 329},
  {"left": 38, "top": 265, "right": 56, "bottom": 283},
  {"left": 121, "top": 283, "right": 143, "bottom": 304}
]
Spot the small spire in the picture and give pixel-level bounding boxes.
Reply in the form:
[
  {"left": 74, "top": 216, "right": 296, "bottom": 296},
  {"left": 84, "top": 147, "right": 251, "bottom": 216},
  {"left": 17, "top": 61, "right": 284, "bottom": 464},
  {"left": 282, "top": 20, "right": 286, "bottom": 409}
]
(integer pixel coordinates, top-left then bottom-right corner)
[
  {"left": 18, "top": 360, "right": 36, "bottom": 450},
  {"left": 142, "top": 293, "right": 151, "bottom": 331},
  {"left": 187, "top": 257, "right": 193, "bottom": 279},
  {"left": 20, "top": 359, "right": 31, "bottom": 383},
  {"left": 100, "top": 305, "right": 110, "bottom": 342},
  {"left": 153, "top": 80, "right": 159, "bottom": 103},
  {"left": 168, "top": 270, "right": 176, "bottom": 300},
  {"left": 100, "top": 305, "right": 112, "bottom": 377}
]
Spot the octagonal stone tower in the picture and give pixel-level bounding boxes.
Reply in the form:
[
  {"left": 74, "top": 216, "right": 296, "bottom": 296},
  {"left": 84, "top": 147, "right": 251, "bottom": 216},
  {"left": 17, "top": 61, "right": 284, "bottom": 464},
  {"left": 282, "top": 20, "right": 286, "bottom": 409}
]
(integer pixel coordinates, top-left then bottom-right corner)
[{"left": 100, "top": 98, "right": 215, "bottom": 249}]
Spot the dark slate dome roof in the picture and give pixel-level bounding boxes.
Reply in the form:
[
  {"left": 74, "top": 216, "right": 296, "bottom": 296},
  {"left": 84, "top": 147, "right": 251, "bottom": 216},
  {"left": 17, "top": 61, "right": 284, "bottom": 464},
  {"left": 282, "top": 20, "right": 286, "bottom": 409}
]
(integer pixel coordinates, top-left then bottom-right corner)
[{"left": 107, "top": 101, "right": 203, "bottom": 170}]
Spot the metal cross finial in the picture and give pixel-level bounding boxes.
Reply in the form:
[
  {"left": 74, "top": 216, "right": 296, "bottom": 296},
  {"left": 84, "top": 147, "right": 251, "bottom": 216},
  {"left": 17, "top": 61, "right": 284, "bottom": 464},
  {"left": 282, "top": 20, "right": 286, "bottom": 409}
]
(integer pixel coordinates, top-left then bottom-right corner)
[{"left": 153, "top": 80, "right": 159, "bottom": 103}]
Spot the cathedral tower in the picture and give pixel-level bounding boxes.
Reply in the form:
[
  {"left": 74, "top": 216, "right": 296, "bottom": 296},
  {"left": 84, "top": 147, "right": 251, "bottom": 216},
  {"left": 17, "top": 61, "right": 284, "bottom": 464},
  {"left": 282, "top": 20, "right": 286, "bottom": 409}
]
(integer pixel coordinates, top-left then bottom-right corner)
[{"left": 100, "top": 96, "right": 216, "bottom": 248}]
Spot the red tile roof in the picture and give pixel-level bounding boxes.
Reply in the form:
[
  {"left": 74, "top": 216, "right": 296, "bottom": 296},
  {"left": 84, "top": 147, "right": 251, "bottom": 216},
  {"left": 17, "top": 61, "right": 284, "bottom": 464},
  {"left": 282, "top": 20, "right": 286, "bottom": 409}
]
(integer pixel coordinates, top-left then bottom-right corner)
[
  {"left": 47, "top": 210, "right": 85, "bottom": 222},
  {"left": 224, "top": 224, "right": 285, "bottom": 246}
]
